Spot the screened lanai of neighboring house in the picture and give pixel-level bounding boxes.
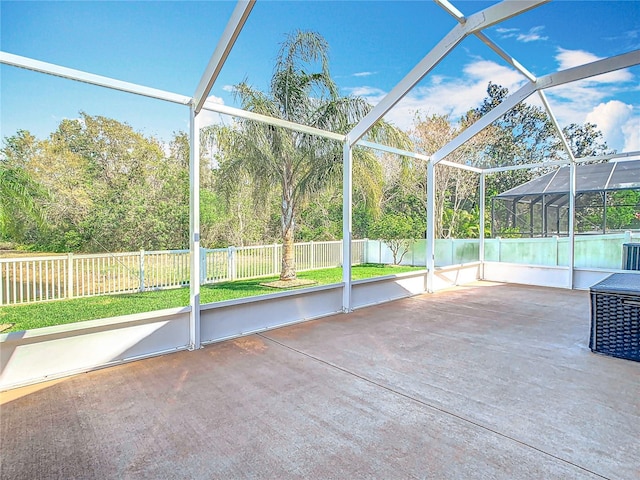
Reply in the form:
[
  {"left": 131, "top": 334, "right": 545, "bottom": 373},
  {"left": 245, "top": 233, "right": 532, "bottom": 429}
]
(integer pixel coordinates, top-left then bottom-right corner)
[{"left": 492, "top": 159, "right": 640, "bottom": 237}]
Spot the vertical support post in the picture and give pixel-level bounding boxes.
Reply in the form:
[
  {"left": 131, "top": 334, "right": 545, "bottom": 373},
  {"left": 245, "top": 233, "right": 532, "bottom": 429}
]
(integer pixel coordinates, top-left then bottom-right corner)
[
  {"left": 273, "top": 244, "right": 279, "bottom": 275},
  {"left": 411, "top": 240, "right": 415, "bottom": 266},
  {"left": 426, "top": 161, "right": 436, "bottom": 293},
  {"left": 139, "top": 249, "right": 145, "bottom": 292},
  {"left": 529, "top": 201, "right": 534, "bottom": 236},
  {"left": 542, "top": 194, "right": 547, "bottom": 237},
  {"left": 491, "top": 196, "right": 495, "bottom": 238},
  {"left": 479, "top": 172, "right": 485, "bottom": 279},
  {"left": 451, "top": 239, "right": 455, "bottom": 265},
  {"left": 602, "top": 192, "right": 607, "bottom": 234},
  {"left": 189, "top": 107, "right": 201, "bottom": 350},
  {"left": 67, "top": 253, "right": 74, "bottom": 299},
  {"left": 568, "top": 162, "right": 576, "bottom": 289},
  {"left": 228, "top": 247, "right": 236, "bottom": 280},
  {"left": 342, "top": 141, "right": 353, "bottom": 312},
  {"left": 310, "top": 241, "right": 315, "bottom": 270}
]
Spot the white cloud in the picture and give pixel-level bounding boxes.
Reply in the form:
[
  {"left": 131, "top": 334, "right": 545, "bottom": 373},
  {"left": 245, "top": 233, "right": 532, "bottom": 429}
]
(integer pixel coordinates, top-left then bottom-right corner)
[
  {"left": 585, "top": 100, "right": 633, "bottom": 150},
  {"left": 495, "top": 27, "right": 518, "bottom": 35},
  {"left": 621, "top": 113, "right": 640, "bottom": 151},
  {"left": 222, "top": 85, "right": 235, "bottom": 92},
  {"left": 346, "top": 86, "right": 386, "bottom": 99},
  {"left": 496, "top": 26, "right": 547, "bottom": 42},
  {"left": 555, "top": 48, "right": 600, "bottom": 69},
  {"left": 517, "top": 26, "right": 548, "bottom": 43},
  {"left": 353, "top": 71, "right": 376, "bottom": 77}
]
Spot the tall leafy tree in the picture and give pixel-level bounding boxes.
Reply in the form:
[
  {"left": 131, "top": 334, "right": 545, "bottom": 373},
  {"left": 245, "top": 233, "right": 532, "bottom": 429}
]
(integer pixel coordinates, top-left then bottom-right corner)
[
  {"left": 0, "top": 164, "right": 46, "bottom": 241},
  {"left": 215, "top": 31, "right": 408, "bottom": 281},
  {"left": 2, "top": 115, "right": 190, "bottom": 252},
  {"left": 562, "top": 122, "right": 611, "bottom": 158},
  {"left": 0, "top": 131, "right": 48, "bottom": 242}
]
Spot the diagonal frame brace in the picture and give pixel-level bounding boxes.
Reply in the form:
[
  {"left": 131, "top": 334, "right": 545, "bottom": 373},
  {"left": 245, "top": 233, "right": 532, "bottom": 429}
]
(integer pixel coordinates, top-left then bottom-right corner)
[
  {"left": 430, "top": 50, "right": 640, "bottom": 165},
  {"left": 192, "top": 0, "right": 255, "bottom": 114}
]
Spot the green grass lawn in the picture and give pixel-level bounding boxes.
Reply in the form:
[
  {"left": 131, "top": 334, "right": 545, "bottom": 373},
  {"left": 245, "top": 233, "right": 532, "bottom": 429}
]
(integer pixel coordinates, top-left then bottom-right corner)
[{"left": 0, "top": 264, "right": 423, "bottom": 333}]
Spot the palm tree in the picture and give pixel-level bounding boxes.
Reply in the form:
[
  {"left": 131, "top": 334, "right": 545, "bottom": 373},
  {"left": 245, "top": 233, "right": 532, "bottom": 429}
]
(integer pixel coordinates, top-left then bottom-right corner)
[{"left": 215, "top": 30, "right": 409, "bottom": 281}]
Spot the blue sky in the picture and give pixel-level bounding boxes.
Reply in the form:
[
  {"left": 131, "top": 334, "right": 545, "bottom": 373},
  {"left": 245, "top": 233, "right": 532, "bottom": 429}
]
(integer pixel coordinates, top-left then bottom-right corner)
[{"left": 1, "top": 0, "right": 639, "bottom": 153}]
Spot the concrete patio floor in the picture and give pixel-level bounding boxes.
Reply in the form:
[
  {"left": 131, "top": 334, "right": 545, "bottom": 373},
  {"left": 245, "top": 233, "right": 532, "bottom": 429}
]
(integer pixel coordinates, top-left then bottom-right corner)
[{"left": 1, "top": 282, "right": 638, "bottom": 479}]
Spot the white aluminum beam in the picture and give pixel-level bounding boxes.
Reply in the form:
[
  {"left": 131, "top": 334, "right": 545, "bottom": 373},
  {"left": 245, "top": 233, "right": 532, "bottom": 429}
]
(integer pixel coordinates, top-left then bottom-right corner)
[
  {"left": 435, "top": 0, "right": 537, "bottom": 82},
  {"left": 356, "top": 139, "right": 429, "bottom": 161},
  {"left": 189, "top": 108, "right": 201, "bottom": 350},
  {"left": 348, "top": 24, "right": 466, "bottom": 146},
  {"left": 475, "top": 31, "right": 537, "bottom": 82},
  {"left": 426, "top": 161, "right": 436, "bottom": 293},
  {"left": 342, "top": 141, "right": 353, "bottom": 312},
  {"left": 538, "top": 90, "right": 576, "bottom": 162},
  {"left": 0, "top": 51, "right": 346, "bottom": 143},
  {"left": 604, "top": 162, "right": 618, "bottom": 190},
  {"left": 431, "top": 82, "right": 537, "bottom": 164},
  {"left": 537, "top": 50, "right": 640, "bottom": 90},
  {"left": 439, "top": 159, "right": 483, "bottom": 173},
  {"left": 357, "top": 139, "right": 483, "bottom": 173},
  {"left": 202, "top": 99, "right": 345, "bottom": 141},
  {"left": 1, "top": 51, "right": 191, "bottom": 105},
  {"left": 484, "top": 160, "right": 568, "bottom": 174},
  {"left": 568, "top": 162, "right": 576, "bottom": 289},
  {"left": 479, "top": 172, "right": 486, "bottom": 279},
  {"left": 348, "top": 0, "right": 548, "bottom": 146},
  {"left": 192, "top": 0, "right": 255, "bottom": 114},
  {"left": 576, "top": 151, "right": 640, "bottom": 163}
]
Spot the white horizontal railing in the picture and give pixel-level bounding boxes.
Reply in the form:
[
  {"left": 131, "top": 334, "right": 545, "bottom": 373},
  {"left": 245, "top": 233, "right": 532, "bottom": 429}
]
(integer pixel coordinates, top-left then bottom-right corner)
[{"left": 0, "top": 240, "right": 367, "bottom": 306}]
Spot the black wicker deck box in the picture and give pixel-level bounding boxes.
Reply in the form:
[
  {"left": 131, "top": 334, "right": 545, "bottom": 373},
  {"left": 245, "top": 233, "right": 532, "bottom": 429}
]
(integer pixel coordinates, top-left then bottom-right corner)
[{"left": 590, "top": 273, "right": 640, "bottom": 361}]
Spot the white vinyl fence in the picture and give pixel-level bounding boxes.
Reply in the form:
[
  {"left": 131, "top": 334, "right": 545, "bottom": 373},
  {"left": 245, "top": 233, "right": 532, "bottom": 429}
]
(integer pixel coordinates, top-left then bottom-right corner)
[{"left": 1, "top": 240, "right": 367, "bottom": 306}]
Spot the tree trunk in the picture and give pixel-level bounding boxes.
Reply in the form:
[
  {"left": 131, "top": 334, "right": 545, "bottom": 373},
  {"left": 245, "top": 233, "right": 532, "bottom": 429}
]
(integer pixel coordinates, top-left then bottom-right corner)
[{"left": 280, "top": 180, "right": 296, "bottom": 281}]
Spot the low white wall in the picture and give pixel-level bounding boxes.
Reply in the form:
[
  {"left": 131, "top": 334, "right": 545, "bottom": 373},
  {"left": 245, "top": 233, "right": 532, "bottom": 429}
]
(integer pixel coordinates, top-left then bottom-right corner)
[
  {"left": 352, "top": 270, "right": 427, "bottom": 309},
  {"left": 0, "top": 307, "right": 191, "bottom": 390},
  {"left": 200, "top": 284, "right": 343, "bottom": 344},
  {"left": 482, "top": 262, "right": 571, "bottom": 289},
  {"left": 432, "top": 262, "right": 482, "bottom": 291},
  {"left": 573, "top": 267, "right": 640, "bottom": 290}
]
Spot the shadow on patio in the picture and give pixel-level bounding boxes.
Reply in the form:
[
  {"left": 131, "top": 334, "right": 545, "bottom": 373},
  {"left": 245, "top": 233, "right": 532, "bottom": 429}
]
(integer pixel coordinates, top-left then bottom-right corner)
[{"left": 1, "top": 282, "right": 638, "bottom": 479}]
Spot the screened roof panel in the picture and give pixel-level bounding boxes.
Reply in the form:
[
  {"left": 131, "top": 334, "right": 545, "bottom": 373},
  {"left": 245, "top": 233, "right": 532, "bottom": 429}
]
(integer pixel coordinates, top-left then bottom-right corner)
[
  {"left": 496, "top": 160, "right": 640, "bottom": 198},
  {"left": 610, "top": 161, "right": 640, "bottom": 190}
]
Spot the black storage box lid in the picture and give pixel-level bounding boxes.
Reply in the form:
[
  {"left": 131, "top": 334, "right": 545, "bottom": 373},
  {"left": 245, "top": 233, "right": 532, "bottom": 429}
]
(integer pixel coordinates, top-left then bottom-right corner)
[{"left": 590, "top": 273, "right": 640, "bottom": 295}]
